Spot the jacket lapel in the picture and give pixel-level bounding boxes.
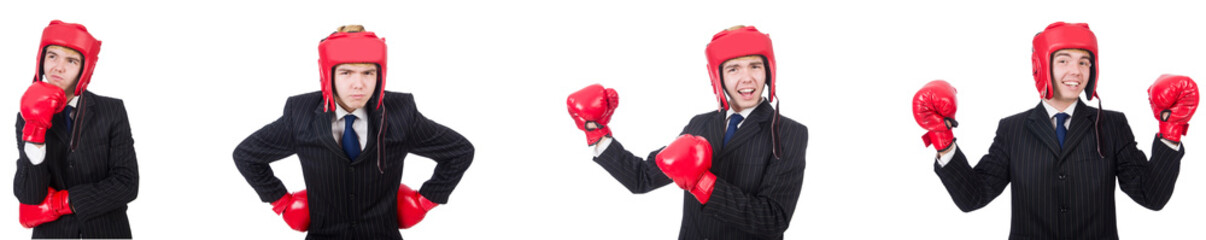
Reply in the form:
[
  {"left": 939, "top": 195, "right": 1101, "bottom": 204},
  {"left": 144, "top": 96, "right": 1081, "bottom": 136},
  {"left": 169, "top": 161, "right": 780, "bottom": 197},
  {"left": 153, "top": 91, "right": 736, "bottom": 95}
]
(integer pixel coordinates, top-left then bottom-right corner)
[
  {"left": 312, "top": 105, "right": 349, "bottom": 161},
  {"left": 1059, "top": 100, "right": 1096, "bottom": 160},
  {"left": 1024, "top": 102, "right": 1062, "bottom": 158},
  {"left": 355, "top": 106, "right": 382, "bottom": 165},
  {"left": 720, "top": 101, "right": 772, "bottom": 158}
]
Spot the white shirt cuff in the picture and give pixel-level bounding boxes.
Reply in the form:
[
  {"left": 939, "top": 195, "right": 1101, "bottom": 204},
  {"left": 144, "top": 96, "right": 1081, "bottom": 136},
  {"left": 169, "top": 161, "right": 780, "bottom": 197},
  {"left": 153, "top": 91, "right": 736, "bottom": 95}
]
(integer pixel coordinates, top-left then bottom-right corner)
[
  {"left": 936, "top": 144, "right": 957, "bottom": 167},
  {"left": 1161, "top": 139, "right": 1181, "bottom": 152},
  {"left": 24, "top": 142, "right": 46, "bottom": 165},
  {"left": 591, "top": 137, "right": 614, "bottom": 157}
]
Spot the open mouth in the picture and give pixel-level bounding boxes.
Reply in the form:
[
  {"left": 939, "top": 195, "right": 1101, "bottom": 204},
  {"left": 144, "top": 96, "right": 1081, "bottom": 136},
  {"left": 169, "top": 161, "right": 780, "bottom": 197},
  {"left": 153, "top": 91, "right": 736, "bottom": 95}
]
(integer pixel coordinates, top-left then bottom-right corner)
[
  {"left": 737, "top": 88, "right": 756, "bottom": 99},
  {"left": 1061, "top": 80, "right": 1080, "bottom": 87}
]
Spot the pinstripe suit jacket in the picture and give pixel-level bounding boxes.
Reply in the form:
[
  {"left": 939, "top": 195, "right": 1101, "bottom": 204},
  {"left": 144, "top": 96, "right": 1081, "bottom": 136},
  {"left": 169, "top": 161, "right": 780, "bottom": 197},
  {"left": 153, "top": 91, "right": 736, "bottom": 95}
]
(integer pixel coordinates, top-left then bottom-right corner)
[
  {"left": 234, "top": 91, "right": 473, "bottom": 240},
  {"left": 936, "top": 101, "right": 1183, "bottom": 240},
  {"left": 595, "top": 101, "right": 807, "bottom": 239},
  {"left": 14, "top": 91, "right": 140, "bottom": 239}
]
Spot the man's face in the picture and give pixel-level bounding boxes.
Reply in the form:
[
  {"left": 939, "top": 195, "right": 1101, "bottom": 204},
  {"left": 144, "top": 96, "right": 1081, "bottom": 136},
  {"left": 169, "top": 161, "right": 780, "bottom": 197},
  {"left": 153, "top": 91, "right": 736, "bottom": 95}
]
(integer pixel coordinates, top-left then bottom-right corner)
[
  {"left": 1049, "top": 49, "right": 1092, "bottom": 101},
  {"left": 42, "top": 45, "right": 83, "bottom": 94},
  {"left": 333, "top": 63, "right": 378, "bottom": 112},
  {"left": 722, "top": 56, "right": 766, "bottom": 112}
]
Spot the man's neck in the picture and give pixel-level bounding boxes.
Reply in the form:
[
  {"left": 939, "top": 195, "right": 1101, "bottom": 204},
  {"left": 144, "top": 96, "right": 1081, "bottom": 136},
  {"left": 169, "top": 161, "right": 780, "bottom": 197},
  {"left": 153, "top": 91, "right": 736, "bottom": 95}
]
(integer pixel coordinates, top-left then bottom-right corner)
[{"left": 1043, "top": 98, "right": 1075, "bottom": 112}]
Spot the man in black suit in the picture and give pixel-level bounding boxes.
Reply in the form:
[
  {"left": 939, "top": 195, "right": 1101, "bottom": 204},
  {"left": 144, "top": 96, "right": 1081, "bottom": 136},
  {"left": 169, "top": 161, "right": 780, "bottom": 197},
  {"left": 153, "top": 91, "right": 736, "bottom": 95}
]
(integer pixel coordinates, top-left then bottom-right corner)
[
  {"left": 233, "top": 25, "right": 474, "bottom": 240},
  {"left": 14, "top": 20, "right": 140, "bottom": 239},
  {"left": 566, "top": 25, "right": 808, "bottom": 239},
  {"left": 912, "top": 22, "right": 1197, "bottom": 239}
]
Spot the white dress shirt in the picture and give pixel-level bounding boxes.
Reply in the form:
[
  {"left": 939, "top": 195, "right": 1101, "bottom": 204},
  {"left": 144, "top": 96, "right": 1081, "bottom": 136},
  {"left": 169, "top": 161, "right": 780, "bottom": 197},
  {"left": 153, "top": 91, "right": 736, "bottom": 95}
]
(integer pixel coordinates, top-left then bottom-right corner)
[
  {"left": 24, "top": 96, "right": 79, "bottom": 165},
  {"left": 331, "top": 106, "right": 369, "bottom": 150}
]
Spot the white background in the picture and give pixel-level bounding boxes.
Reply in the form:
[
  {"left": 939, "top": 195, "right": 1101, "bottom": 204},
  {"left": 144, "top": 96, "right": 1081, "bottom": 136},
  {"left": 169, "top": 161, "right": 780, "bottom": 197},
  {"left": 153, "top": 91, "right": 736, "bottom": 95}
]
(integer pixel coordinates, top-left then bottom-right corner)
[{"left": 0, "top": 0, "right": 1203, "bottom": 239}]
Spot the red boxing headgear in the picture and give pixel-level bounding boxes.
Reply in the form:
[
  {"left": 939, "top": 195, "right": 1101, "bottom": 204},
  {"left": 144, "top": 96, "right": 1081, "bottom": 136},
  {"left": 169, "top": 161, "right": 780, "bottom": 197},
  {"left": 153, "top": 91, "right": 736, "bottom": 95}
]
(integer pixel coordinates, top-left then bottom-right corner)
[
  {"left": 318, "top": 31, "right": 387, "bottom": 112},
  {"left": 34, "top": 20, "right": 101, "bottom": 96},
  {"left": 1032, "top": 22, "right": 1098, "bottom": 100},
  {"left": 705, "top": 26, "right": 776, "bottom": 112}
]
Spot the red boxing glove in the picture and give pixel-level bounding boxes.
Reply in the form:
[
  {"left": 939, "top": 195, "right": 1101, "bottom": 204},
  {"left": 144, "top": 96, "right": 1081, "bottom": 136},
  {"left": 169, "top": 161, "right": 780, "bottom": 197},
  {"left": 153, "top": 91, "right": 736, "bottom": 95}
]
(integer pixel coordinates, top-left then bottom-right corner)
[
  {"left": 1149, "top": 74, "right": 1200, "bottom": 142},
  {"left": 19, "top": 187, "right": 72, "bottom": 228},
  {"left": 913, "top": 80, "right": 959, "bottom": 151},
  {"left": 271, "top": 190, "right": 310, "bottom": 232},
  {"left": 397, "top": 183, "right": 437, "bottom": 229},
  {"left": 567, "top": 84, "right": 619, "bottom": 146},
  {"left": 655, "top": 134, "right": 716, "bottom": 204},
  {"left": 20, "top": 82, "right": 68, "bottom": 144}
]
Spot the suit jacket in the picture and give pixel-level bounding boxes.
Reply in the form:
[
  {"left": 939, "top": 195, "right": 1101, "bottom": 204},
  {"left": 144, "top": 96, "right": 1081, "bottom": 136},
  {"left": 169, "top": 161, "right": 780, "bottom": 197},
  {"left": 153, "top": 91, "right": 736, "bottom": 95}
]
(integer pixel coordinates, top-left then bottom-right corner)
[
  {"left": 234, "top": 91, "right": 474, "bottom": 240},
  {"left": 13, "top": 91, "right": 140, "bottom": 239},
  {"left": 936, "top": 100, "right": 1183, "bottom": 240},
  {"left": 594, "top": 101, "right": 808, "bottom": 239}
]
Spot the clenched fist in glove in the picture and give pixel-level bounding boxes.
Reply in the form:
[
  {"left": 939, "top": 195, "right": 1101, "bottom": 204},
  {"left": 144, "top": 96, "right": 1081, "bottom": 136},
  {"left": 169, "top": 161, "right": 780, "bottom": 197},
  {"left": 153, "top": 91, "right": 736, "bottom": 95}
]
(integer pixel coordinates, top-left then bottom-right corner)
[
  {"left": 397, "top": 183, "right": 437, "bottom": 229},
  {"left": 567, "top": 84, "right": 619, "bottom": 146},
  {"left": 19, "top": 187, "right": 72, "bottom": 228},
  {"left": 1149, "top": 74, "right": 1199, "bottom": 142},
  {"left": 271, "top": 190, "right": 310, "bottom": 232},
  {"left": 656, "top": 134, "right": 716, "bottom": 204},
  {"left": 20, "top": 81, "right": 68, "bottom": 144},
  {"left": 913, "top": 80, "right": 959, "bottom": 152}
]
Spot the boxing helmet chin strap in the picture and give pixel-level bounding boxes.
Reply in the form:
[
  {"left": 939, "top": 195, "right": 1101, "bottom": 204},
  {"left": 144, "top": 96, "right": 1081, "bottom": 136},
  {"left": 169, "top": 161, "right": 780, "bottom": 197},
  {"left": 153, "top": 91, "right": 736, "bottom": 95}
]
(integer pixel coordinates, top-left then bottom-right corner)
[
  {"left": 377, "top": 103, "right": 387, "bottom": 174},
  {"left": 1094, "top": 96, "right": 1104, "bottom": 159}
]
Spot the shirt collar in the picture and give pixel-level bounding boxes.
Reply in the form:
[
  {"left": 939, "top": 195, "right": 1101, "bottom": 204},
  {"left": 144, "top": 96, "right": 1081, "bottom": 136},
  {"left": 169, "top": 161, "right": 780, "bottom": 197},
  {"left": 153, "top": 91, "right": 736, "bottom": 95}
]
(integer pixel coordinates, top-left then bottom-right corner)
[
  {"left": 66, "top": 95, "right": 80, "bottom": 108},
  {"left": 725, "top": 98, "right": 763, "bottom": 120},
  {"left": 334, "top": 105, "right": 369, "bottom": 122},
  {"left": 1041, "top": 99, "right": 1077, "bottom": 120}
]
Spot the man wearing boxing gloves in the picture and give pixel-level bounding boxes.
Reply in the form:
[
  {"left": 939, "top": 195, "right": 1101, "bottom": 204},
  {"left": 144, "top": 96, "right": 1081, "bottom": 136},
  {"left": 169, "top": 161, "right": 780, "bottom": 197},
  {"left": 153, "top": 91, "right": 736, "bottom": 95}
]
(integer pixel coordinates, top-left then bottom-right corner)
[
  {"left": 912, "top": 22, "right": 1196, "bottom": 239},
  {"left": 567, "top": 25, "right": 808, "bottom": 239},
  {"left": 14, "top": 20, "right": 140, "bottom": 239},
  {"left": 234, "top": 25, "right": 473, "bottom": 239}
]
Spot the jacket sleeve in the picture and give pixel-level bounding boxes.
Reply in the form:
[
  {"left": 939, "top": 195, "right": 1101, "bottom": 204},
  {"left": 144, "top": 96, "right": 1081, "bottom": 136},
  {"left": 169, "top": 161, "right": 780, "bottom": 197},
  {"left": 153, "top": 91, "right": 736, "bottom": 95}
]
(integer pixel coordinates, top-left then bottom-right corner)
[
  {"left": 66, "top": 101, "right": 140, "bottom": 220},
  {"left": 700, "top": 124, "right": 808, "bottom": 236},
  {"left": 592, "top": 139, "right": 674, "bottom": 194},
  {"left": 233, "top": 106, "right": 297, "bottom": 203},
  {"left": 934, "top": 119, "right": 1013, "bottom": 212},
  {"left": 1113, "top": 113, "right": 1183, "bottom": 210},
  {"left": 13, "top": 113, "right": 52, "bottom": 204},
  {"left": 406, "top": 105, "right": 475, "bottom": 204}
]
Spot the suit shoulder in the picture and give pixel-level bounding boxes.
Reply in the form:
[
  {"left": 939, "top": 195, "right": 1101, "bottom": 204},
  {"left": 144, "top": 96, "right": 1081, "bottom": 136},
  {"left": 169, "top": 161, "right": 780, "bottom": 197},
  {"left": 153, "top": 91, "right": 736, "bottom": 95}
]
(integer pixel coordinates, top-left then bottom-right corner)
[
  {"left": 85, "top": 91, "right": 125, "bottom": 107},
  {"left": 382, "top": 91, "right": 416, "bottom": 109},
  {"left": 284, "top": 91, "right": 323, "bottom": 110},
  {"left": 776, "top": 115, "right": 808, "bottom": 135},
  {"left": 1099, "top": 108, "right": 1127, "bottom": 120}
]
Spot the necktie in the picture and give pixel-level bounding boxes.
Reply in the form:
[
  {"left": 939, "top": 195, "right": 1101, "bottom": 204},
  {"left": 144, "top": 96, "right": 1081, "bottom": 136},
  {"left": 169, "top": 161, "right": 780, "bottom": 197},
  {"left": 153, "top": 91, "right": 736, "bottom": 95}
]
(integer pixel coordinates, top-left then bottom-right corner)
[
  {"left": 342, "top": 115, "right": 361, "bottom": 160},
  {"left": 64, "top": 105, "right": 74, "bottom": 134},
  {"left": 723, "top": 114, "right": 744, "bottom": 147},
  {"left": 1055, "top": 113, "right": 1069, "bottom": 148}
]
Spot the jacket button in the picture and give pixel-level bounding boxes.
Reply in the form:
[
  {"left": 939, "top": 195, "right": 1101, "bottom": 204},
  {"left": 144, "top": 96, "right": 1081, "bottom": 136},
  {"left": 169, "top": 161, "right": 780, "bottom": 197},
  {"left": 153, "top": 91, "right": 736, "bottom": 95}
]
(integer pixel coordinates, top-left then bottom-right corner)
[
  {"left": 1060, "top": 208, "right": 1068, "bottom": 213},
  {"left": 1058, "top": 174, "right": 1066, "bottom": 180},
  {"left": 347, "top": 167, "right": 354, "bottom": 172}
]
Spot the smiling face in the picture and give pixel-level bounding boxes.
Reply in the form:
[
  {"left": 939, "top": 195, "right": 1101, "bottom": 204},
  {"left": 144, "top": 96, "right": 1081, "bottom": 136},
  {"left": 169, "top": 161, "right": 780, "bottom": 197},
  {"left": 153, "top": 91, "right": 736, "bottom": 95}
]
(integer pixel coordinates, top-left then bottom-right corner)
[
  {"left": 332, "top": 63, "right": 378, "bottom": 112},
  {"left": 41, "top": 45, "right": 83, "bottom": 95},
  {"left": 721, "top": 56, "right": 766, "bottom": 112},
  {"left": 1049, "top": 49, "right": 1092, "bottom": 102}
]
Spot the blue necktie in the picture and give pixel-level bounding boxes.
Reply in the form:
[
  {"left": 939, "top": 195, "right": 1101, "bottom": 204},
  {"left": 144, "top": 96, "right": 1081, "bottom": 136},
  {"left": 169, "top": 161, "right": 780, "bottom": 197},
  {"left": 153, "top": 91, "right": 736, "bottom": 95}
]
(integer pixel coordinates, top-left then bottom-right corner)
[
  {"left": 64, "top": 105, "right": 74, "bottom": 134},
  {"left": 1055, "top": 113, "right": 1069, "bottom": 148},
  {"left": 342, "top": 115, "right": 360, "bottom": 160},
  {"left": 723, "top": 114, "right": 744, "bottom": 147}
]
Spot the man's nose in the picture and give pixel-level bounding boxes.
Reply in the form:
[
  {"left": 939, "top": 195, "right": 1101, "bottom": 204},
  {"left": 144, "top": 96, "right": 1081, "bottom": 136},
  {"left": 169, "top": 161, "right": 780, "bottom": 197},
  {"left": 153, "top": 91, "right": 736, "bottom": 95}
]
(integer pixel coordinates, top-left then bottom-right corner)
[
  {"left": 353, "top": 75, "right": 372, "bottom": 88},
  {"left": 49, "top": 59, "right": 64, "bottom": 73},
  {"left": 739, "top": 68, "right": 756, "bottom": 83}
]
